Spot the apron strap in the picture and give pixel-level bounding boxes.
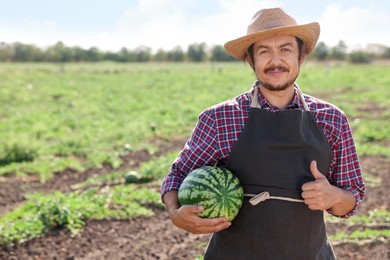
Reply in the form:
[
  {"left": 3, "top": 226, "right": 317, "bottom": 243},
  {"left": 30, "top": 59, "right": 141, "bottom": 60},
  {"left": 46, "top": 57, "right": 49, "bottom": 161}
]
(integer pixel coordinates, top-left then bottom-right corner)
[
  {"left": 251, "top": 86, "right": 261, "bottom": 108},
  {"left": 250, "top": 83, "right": 310, "bottom": 111},
  {"left": 244, "top": 192, "right": 304, "bottom": 206},
  {"left": 294, "top": 83, "right": 310, "bottom": 111}
]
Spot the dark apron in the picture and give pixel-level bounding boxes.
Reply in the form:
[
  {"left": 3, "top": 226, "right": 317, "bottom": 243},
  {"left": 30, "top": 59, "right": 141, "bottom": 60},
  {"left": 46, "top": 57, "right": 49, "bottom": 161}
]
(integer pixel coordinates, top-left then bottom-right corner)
[{"left": 204, "top": 86, "right": 336, "bottom": 260}]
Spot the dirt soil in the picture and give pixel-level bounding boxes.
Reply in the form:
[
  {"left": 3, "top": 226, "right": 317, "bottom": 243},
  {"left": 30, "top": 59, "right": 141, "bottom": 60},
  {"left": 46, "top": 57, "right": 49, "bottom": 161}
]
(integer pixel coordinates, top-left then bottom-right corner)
[{"left": 0, "top": 137, "right": 389, "bottom": 260}]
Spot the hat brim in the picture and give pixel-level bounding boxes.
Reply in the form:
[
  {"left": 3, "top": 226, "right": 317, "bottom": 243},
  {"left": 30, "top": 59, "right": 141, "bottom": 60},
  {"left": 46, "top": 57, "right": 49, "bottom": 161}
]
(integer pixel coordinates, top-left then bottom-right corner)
[{"left": 224, "top": 22, "right": 320, "bottom": 61}]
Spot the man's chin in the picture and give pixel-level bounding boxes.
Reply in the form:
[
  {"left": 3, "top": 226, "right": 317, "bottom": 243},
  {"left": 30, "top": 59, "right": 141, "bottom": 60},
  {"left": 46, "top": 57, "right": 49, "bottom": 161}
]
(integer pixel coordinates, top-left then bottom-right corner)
[{"left": 260, "top": 83, "right": 292, "bottom": 92}]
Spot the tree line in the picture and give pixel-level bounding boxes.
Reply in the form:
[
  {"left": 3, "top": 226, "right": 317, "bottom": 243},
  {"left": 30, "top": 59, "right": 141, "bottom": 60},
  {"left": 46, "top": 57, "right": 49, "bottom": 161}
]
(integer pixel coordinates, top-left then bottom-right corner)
[{"left": 1, "top": 40, "right": 389, "bottom": 63}]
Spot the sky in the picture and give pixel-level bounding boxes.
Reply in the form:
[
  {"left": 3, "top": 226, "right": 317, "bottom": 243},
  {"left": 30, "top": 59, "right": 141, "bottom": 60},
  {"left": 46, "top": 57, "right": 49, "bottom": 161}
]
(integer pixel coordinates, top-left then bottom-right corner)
[{"left": 1, "top": 0, "right": 389, "bottom": 52}]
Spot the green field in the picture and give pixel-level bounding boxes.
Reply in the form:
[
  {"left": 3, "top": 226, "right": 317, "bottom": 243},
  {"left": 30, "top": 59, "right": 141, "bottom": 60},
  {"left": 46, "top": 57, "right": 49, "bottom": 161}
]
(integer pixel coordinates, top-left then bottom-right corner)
[
  {"left": 0, "top": 62, "right": 389, "bottom": 249},
  {"left": 0, "top": 62, "right": 255, "bottom": 180},
  {"left": 1, "top": 62, "right": 389, "bottom": 179}
]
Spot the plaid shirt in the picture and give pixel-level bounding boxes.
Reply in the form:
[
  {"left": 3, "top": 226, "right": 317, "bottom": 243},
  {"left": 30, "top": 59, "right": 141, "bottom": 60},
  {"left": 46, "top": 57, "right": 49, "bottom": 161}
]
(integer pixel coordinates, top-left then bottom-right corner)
[{"left": 161, "top": 81, "right": 365, "bottom": 218}]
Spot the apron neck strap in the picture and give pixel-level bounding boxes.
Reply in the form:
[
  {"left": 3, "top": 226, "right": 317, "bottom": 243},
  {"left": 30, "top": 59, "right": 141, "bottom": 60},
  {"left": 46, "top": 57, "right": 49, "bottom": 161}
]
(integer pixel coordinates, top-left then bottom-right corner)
[
  {"left": 294, "top": 83, "right": 310, "bottom": 111},
  {"left": 251, "top": 83, "right": 310, "bottom": 111},
  {"left": 251, "top": 86, "right": 261, "bottom": 108}
]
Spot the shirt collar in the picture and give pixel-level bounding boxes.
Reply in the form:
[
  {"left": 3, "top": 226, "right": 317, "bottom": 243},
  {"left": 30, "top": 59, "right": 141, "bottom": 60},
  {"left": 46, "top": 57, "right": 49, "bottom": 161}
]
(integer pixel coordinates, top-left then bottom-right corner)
[{"left": 251, "top": 81, "right": 303, "bottom": 111}]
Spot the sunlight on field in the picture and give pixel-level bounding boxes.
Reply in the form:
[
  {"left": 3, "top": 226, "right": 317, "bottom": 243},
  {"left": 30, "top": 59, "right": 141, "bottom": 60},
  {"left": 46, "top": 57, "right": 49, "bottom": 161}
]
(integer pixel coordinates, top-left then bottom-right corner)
[
  {"left": 0, "top": 62, "right": 389, "bottom": 258},
  {"left": 1, "top": 62, "right": 388, "bottom": 179}
]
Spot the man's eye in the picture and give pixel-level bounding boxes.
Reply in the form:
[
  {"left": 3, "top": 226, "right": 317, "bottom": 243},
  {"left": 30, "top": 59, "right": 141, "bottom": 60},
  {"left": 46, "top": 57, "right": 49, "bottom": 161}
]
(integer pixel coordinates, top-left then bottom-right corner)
[
  {"left": 281, "top": 48, "right": 292, "bottom": 52},
  {"left": 259, "top": 50, "right": 268, "bottom": 54}
]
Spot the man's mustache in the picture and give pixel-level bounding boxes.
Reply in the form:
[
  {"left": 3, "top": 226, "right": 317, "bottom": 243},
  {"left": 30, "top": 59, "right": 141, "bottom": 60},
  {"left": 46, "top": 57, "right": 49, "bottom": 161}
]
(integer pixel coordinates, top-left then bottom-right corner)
[{"left": 264, "top": 66, "right": 289, "bottom": 73}]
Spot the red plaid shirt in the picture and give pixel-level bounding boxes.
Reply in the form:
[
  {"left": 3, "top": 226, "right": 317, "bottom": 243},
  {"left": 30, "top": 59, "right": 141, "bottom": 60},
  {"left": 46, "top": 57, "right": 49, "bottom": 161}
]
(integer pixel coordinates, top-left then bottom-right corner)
[{"left": 161, "top": 81, "right": 365, "bottom": 218}]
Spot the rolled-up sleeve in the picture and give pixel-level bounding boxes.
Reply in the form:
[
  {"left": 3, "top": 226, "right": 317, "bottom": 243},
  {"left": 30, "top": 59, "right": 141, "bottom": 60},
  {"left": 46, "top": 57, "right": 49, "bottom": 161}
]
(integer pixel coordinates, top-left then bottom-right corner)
[{"left": 161, "top": 108, "right": 219, "bottom": 199}]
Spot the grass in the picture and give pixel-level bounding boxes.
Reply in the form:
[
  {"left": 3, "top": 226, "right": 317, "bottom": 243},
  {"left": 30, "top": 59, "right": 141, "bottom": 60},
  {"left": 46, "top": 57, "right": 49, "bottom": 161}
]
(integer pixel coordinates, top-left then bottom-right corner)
[
  {"left": 327, "top": 209, "right": 390, "bottom": 225},
  {"left": 0, "top": 149, "right": 178, "bottom": 248},
  {"left": 0, "top": 62, "right": 253, "bottom": 179},
  {"left": 327, "top": 209, "right": 390, "bottom": 244},
  {"left": 0, "top": 184, "right": 163, "bottom": 249},
  {"left": 72, "top": 150, "right": 180, "bottom": 189},
  {"left": 0, "top": 61, "right": 389, "bottom": 250},
  {"left": 331, "top": 229, "right": 390, "bottom": 244},
  {"left": 1, "top": 62, "right": 389, "bottom": 179}
]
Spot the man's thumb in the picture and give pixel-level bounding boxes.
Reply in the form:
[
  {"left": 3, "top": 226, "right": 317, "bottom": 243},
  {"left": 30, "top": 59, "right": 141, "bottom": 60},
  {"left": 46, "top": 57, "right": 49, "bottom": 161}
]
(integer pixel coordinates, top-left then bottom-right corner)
[{"left": 310, "top": 160, "right": 325, "bottom": 180}]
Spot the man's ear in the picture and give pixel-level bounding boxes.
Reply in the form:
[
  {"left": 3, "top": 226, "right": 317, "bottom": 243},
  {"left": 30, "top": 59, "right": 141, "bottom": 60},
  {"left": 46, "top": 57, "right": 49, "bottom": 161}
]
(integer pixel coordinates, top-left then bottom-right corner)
[
  {"left": 299, "top": 45, "right": 307, "bottom": 65},
  {"left": 299, "top": 56, "right": 305, "bottom": 65},
  {"left": 245, "top": 52, "right": 255, "bottom": 70}
]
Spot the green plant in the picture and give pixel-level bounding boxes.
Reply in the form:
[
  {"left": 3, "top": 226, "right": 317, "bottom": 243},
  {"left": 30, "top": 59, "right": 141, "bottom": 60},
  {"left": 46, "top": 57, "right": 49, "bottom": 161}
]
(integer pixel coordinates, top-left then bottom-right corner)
[
  {"left": 349, "top": 51, "right": 371, "bottom": 63},
  {"left": 328, "top": 209, "right": 390, "bottom": 243},
  {"left": 331, "top": 228, "right": 390, "bottom": 242},
  {"left": 1, "top": 62, "right": 389, "bottom": 181},
  {"left": 0, "top": 191, "right": 103, "bottom": 249},
  {"left": 0, "top": 185, "right": 163, "bottom": 249},
  {"left": 138, "top": 151, "right": 180, "bottom": 180},
  {"left": 0, "top": 142, "right": 37, "bottom": 166}
]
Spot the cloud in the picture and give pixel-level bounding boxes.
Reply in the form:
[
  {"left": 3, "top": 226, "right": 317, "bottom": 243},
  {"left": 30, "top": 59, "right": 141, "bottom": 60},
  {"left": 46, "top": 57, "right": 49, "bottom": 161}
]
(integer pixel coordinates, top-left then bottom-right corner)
[
  {"left": 0, "top": 17, "right": 101, "bottom": 49},
  {"left": 98, "top": 0, "right": 283, "bottom": 51},
  {"left": 5, "top": 1, "right": 387, "bottom": 52},
  {"left": 318, "top": 4, "right": 390, "bottom": 49},
  {"left": 0, "top": 18, "right": 59, "bottom": 46},
  {"left": 187, "top": 0, "right": 283, "bottom": 46},
  {"left": 117, "top": 0, "right": 188, "bottom": 49}
]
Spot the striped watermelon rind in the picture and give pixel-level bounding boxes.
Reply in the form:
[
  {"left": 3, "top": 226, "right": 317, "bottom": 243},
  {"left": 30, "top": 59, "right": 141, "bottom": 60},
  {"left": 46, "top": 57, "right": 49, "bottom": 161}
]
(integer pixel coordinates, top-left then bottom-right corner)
[{"left": 178, "top": 166, "right": 244, "bottom": 221}]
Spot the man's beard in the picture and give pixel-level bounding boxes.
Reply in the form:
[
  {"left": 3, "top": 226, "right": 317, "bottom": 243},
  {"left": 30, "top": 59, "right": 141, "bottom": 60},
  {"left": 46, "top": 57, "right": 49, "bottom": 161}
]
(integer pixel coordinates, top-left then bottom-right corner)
[{"left": 258, "top": 65, "right": 299, "bottom": 92}]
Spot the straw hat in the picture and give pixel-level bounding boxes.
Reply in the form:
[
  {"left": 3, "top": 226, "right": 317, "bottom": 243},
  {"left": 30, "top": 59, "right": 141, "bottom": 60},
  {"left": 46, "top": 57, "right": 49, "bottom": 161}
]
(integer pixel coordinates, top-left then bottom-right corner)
[{"left": 224, "top": 8, "right": 320, "bottom": 61}]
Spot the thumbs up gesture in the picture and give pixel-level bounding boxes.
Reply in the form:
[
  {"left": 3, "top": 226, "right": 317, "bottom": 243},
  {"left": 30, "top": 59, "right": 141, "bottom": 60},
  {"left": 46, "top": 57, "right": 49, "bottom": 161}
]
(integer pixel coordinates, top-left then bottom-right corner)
[
  {"left": 309, "top": 160, "right": 326, "bottom": 181},
  {"left": 301, "top": 161, "right": 339, "bottom": 211}
]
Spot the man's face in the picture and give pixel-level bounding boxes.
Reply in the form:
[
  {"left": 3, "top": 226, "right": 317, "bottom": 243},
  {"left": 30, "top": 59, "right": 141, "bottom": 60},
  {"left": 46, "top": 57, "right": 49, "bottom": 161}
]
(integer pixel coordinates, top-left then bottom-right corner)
[{"left": 252, "top": 35, "right": 301, "bottom": 92}]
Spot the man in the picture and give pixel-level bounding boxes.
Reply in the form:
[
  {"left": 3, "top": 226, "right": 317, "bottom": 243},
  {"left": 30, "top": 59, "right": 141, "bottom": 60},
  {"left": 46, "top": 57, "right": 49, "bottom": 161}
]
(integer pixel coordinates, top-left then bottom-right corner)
[{"left": 161, "top": 8, "right": 365, "bottom": 259}]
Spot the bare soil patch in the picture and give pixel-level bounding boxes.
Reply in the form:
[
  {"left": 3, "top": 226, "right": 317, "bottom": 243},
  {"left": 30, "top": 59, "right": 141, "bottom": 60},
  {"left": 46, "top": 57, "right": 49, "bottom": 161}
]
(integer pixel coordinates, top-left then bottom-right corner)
[{"left": 1, "top": 138, "right": 389, "bottom": 260}]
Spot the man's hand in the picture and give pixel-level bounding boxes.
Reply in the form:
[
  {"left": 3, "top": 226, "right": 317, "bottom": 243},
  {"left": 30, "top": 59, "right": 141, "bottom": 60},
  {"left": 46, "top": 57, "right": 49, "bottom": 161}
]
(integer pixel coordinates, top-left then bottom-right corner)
[
  {"left": 301, "top": 161, "right": 356, "bottom": 216},
  {"left": 163, "top": 191, "right": 231, "bottom": 234},
  {"left": 301, "top": 161, "right": 339, "bottom": 211}
]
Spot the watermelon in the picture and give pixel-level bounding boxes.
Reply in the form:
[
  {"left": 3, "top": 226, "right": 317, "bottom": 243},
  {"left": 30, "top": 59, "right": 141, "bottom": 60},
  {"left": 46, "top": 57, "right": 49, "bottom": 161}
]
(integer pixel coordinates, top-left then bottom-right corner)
[
  {"left": 178, "top": 166, "right": 244, "bottom": 221},
  {"left": 125, "top": 171, "right": 139, "bottom": 183}
]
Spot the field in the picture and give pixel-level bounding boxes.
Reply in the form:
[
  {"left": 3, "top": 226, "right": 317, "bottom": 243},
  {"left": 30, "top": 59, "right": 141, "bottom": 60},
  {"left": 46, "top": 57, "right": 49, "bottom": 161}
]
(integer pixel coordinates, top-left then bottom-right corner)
[{"left": 0, "top": 61, "right": 389, "bottom": 259}]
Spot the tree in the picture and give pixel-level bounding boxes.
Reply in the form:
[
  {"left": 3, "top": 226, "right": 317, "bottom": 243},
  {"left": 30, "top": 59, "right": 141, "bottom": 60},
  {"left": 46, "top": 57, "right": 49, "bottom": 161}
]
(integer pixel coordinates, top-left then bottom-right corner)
[
  {"left": 45, "top": 41, "right": 75, "bottom": 62},
  {"left": 366, "top": 43, "right": 388, "bottom": 59},
  {"left": 187, "top": 43, "right": 207, "bottom": 62},
  {"left": 153, "top": 49, "right": 167, "bottom": 62},
  {"left": 313, "top": 42, "right": 328, "bottom": 61},
  {"left": 116, "top": 47, "right": 132, "bottom": 62},
  {"left": 330, "top": 40, "right": 347, "bottom": 60},
  {"left": 85, "top": 47, "right": 101, "bottom": 62},
  {"left": 167, "top": 46, "right": 185, "bottom": 62},
  {"left": 384, "top": 47, "right": 390, "bottom": 59},
  {"left": 349, "top": 51, "right": 371, "bottom": 63},
  {"left": 70, "top": 46, "right": 88, "bottom": 62},
  {"left": 134, "top": 46, "right": 151, "bottom": 62},
  {"left": 210, "top": 45, "right": 235, "bottom": 61},
  {"left": 12, "top": 42, "right": 43, "bottom": 62},
  {"left": 0, "top": 42, "right": 11, "bottom": 61}
]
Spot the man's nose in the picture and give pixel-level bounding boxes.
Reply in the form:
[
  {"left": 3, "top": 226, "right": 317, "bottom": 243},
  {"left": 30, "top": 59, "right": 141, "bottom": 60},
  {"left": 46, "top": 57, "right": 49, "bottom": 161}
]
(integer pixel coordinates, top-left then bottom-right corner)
[{"left": 270, "top": 51, "right": 282, "bottom": 63}]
